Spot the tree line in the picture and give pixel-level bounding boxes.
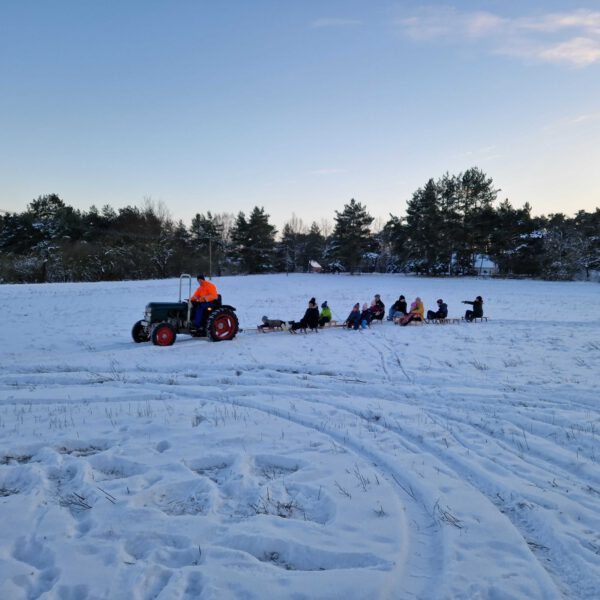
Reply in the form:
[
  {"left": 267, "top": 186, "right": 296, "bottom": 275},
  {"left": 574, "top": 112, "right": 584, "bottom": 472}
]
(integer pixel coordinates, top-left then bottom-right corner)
[{"left": 0, "top": 167, "right": 598, "bottom": 283}]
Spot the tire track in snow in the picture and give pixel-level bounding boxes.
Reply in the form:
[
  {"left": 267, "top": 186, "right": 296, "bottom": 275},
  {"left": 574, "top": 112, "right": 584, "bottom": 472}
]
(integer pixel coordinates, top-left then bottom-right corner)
[
  {"left": 109, "top": 373, "right": 561, "bottom": 598},
  {"left": 80, "top": 375, "right": 447, "bottom": 600}
]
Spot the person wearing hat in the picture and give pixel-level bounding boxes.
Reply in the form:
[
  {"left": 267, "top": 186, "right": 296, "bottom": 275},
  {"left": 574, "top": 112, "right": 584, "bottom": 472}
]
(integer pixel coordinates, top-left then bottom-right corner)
[
  {"left": 345, "top": 303, "right": 362, "bottom": 330},
  {"left": 462, "top": 296, "right": 483, "bottom": 321},
  {"left": 289, "top": 297, "right": 320, "bottom": 333},
  {"left": 388, "top": 295, "right": 407, "bottom": 321},
  {"left": 190, "top": 274, "right": 219, "bottom": 327},
  {"left": 318, "top": 301, "right": 332, "bottom": 327},
  {"left": 427, "top": 299, "right": 448, "bottom": 320}
]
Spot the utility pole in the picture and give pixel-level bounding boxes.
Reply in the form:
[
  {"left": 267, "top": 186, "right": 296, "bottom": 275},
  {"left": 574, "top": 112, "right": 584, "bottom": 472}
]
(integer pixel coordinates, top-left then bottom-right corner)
[{"left": 203, "top": 235, "right": 219, "bottom": 279}]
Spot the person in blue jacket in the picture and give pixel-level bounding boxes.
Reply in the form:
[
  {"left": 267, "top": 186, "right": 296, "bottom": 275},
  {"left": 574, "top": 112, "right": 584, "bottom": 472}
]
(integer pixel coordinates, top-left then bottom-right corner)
[
  {"left": 345, "top": 303, "right": 362, "bottom": 330},
  {"left": 427, "top": 299, "right": 448, "bottom": 320},
  {"left": 360, "top": 303, "right": 372, "bottom": 328}
]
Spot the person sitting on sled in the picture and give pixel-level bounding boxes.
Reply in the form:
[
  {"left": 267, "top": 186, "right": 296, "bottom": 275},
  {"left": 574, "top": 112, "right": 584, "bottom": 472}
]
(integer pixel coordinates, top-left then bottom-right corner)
[
  {"left": 388, "top": 295, "right": 407, "bottom": 321},
  {"left": 370, "top": 294, "right": 385, "bottom": 321},
  {"left": 400, "top": 297, "right": 424, "bottom": 326},
  {"left": 190, "top": 274, "right": 219, "bottom": 327},
  {"left": 289, "top": 297, "right": 320, "bottom": 332},
  {"left": 318, "top": 301, "right": 332, "bottom": 327},
  {"left": 462, "top": 296, "right": 484, "bottom": 321},
  {"left": 360, "top": 303, "right": 372, "bottom": 328},
  {"left": 427, "top": 299, "right": 448, "bottom": 320},
  {"left": 345, "top": 303, "right": 362, "bottom": 330}
]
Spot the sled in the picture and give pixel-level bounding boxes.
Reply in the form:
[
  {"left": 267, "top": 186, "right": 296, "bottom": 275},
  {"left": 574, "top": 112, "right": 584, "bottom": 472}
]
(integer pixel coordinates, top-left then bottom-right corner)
[
  {"left": 462, "top": 316, "right": 488, "bottom": 323},
  {"left": 289, "top": 326, "right": 318, "bottom": 334},
  {"left": 425, "top": 318, "right": 460, "bottom": 325},
  {"left": 257, "top": 324, "right": 287, "bottom": 333},
  {"left": 320, "top": 320, "right": 343, "bottom": 329},
  {"left": 393, "top": 317, "right": 425, "bottom": 326}
]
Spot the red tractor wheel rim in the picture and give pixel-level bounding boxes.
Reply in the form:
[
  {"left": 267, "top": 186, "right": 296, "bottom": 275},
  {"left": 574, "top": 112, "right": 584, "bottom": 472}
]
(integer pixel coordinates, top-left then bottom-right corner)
[
  {"left": 213, "top": 314, "right": 235, "bottom": 339},
  {"left": 156, "top": 326, "right": 174, "bottom": 345}
]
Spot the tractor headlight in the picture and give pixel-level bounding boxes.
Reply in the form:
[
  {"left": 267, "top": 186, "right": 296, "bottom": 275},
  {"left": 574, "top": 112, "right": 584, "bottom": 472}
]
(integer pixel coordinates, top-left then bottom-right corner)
[{"left": 144, "top": 308, "right": 152, "bottom": 321}]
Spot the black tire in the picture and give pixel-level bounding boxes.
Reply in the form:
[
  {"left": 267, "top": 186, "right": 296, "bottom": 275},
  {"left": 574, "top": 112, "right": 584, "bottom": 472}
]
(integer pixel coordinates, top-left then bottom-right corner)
[
  {"left": 132, "top": 320, "right": 150, "bottom": 343},
  {"left": 206, "top": 308, "right": 239, "bottom": 342},
  {"left": 151, "top": 322, "right": 176, "bottom": 346}
]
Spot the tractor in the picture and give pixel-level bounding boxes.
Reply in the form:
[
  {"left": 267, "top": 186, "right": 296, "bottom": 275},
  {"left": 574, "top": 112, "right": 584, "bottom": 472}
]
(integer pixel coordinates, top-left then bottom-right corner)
[{"left": 131, "top": 274, "right": 239, "bottom": 346}]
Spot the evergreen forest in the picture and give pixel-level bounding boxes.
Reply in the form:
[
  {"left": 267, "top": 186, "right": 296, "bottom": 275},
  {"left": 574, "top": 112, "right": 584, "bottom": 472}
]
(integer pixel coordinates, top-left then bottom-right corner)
[{"left": 1, "top": 168, "right": 598, "bottom": 283}]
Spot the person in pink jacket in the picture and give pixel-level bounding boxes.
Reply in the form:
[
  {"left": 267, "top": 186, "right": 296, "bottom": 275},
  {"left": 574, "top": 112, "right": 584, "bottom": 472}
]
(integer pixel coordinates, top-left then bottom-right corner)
[{"left": 400, "top": 297, "right": 424, "bottom": 326}]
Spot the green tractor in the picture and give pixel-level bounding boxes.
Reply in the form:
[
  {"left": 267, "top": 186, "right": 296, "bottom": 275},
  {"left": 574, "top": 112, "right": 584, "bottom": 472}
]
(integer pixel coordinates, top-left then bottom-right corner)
[{"left": 131, "top": 274, "right": 239, "bottom": 346}]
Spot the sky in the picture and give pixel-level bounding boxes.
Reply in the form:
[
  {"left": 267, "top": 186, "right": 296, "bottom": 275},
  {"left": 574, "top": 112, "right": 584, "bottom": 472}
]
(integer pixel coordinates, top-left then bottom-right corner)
[{"left": 1, "top": 0, "right": 599, "bottom": 230}]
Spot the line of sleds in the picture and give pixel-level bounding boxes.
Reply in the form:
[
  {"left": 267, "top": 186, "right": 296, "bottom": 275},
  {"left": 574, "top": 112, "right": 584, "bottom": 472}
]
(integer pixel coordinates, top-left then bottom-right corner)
[
  {"left": 393, "top": 316, "right": 488, "bottom": 326},
  {"left": 256, "top": 320, "right": 344, "bottom": 333},
  {"left": 256, "top": 315, "right": 488, "bottom": 333}
]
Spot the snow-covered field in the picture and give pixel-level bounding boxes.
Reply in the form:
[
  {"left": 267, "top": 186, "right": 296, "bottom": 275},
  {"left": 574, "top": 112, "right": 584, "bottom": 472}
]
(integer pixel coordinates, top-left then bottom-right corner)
[{"left": 0, "top": 274, "right": 598, "bottom": 600}]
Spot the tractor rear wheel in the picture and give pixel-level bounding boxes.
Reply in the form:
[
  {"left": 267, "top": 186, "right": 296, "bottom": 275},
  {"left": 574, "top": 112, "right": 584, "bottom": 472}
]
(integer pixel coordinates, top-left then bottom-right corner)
[
  {"left": 132, "top": 320, "right": 150, "bottom": 343},
  {"left": 206, "top": 308, "right": 239, "bottom": 342},
  {"left": 151, "top": 322, "right": 176, "bottom": 346}
]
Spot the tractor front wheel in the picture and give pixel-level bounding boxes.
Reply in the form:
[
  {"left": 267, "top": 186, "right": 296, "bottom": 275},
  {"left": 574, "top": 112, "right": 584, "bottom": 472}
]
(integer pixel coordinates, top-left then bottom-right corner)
[
  {"left": 151, "top": 322, "right": 176, "bottom": 346},
  {"left": 132, "top": 320, "right": 150, "bottom": 343},
  {"left": 206, "top": 309, "right": 239, "bottom": 342}
]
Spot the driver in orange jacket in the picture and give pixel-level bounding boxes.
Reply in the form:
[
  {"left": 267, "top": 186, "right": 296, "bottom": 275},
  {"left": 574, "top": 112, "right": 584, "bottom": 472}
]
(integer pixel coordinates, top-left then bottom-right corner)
[{"left": 191, "top": 274, "right": 219, "bottom": 327}]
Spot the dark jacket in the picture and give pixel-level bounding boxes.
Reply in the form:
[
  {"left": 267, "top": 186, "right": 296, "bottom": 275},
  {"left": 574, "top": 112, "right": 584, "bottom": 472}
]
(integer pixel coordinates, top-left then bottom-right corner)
[
  {"left": 360, "top": 309, "right": 372, "bottom": 324},
  {"left": 302, "top": 306, "right": 320, "bottom": 329},
  {"left": 371, "top": 299, "right": 385, "bottom": 319},
  {"left": 464, "top": 299, "right": 483, "bottom": 317},
  {"left": 438, "top": 302, "right": 448, "bottom": 318},
  {"left": 392, "top": 299, "right": 407, "bottom": 313},
  {"left": 346, "top": 309, "right": 361, "bottom": 328}
]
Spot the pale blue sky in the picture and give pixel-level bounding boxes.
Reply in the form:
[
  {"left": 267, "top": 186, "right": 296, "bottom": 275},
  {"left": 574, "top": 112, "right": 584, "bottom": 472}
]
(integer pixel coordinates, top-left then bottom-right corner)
[{"left": 1, "top": 1, "right": 599, "bottom": 229}]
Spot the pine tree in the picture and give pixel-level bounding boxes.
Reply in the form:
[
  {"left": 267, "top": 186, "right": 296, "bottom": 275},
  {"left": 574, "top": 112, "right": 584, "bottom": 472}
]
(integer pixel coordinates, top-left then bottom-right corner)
[
  {"left": 276, "top": 215, "right": 306, "bottom": 273},
  {"left": 572, "top": 209, "right": 600, "bottom": 279},
  {"left": 231, "top": 207, "right": 277, "bottom": 273},
  {"left": 190, "top": 212, "right": 225, "bottom": 276},
  {"left": 299, "top": 222, "right": 325, "bottom": 270},
  {"left": 454, "top": 167, "right": 499, "bottom": 273},
  {"left": 488, "top": 201, "right": 543, "bottom": 276},
  {"left": 404, "top": 179, "right": 444, "bottom": 273},
  {"left": 331, "top": 199, "right": 373, "bottom": 273}
]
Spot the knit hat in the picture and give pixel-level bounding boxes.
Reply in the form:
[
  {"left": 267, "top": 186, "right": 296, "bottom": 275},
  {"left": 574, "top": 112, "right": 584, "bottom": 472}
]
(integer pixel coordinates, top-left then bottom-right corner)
[
  {"left": 309, "top": 297, "right": 316, "bottom": 305},
  {"left": 476, "top": 296, "right": 483, "bottom": 301},
  {"left": 321, "top": 301, "right": 328, "bottom": 308},
  {"left": 437, "top": 299, "right": 443, "bottom": 304},
  {"left": 353, "top": 302, "right": 360, "bottom": 309},
  {"left": 197, "top": 273, "right": 205, "bottom": 280},
  {"left": 262, "top": 316, "right": 268, "bottom": 323},
  {"left": 400, "top": 295, "right": 405, "bottom": 300}
]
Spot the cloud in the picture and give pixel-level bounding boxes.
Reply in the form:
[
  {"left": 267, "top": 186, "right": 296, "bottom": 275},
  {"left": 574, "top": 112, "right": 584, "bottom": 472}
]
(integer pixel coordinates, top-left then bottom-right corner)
[
  {"left": 394, "top": 7, "right": 600, "bottom": 67},
  {"left": 538, "top": 37, "right": 600, "bottom": 67},
  {"left": 516, "top": 9, "right": 600, "bottom": 35},
  {"left": 568, "top": 112, "right": 600, "bottom": 124},
  {"left": 542, "top": 112, "right": 600, "bottom": 132},
  {"left": 396, "top": 8, "right": 508, "bottom": 40},
  {"left": 311, "top": 18, "right": 361, "bottom": 29}
]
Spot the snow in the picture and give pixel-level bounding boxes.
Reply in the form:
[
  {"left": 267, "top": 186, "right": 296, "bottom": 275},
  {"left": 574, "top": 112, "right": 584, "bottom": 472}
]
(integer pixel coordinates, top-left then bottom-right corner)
[{"left": 0, "top": 273, "right": 599, "bottom": 599}]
